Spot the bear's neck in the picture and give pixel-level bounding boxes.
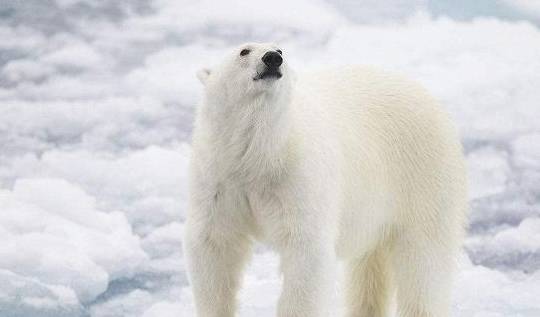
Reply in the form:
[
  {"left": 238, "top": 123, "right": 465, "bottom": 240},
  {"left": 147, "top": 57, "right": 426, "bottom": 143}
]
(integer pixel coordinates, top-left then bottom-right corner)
[{"left": 201, "top": 89, "right": 293, "bottom": 184}]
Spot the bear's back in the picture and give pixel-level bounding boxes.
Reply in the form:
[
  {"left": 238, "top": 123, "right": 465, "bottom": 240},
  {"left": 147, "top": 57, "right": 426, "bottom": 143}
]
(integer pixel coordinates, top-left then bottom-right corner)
[{"left": 294, "top": 66, "right": 466, "bottom": 223}]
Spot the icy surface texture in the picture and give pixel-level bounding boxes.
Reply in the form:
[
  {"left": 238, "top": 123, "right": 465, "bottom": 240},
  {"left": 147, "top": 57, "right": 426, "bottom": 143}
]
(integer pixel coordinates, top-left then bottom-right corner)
[{"left": 1, "top": 0, "right": 539, "bottom": 316}]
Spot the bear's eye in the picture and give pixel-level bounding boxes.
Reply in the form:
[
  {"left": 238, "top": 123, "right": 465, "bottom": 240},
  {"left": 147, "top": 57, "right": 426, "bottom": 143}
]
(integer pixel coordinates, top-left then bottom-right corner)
[
  {"left": 240, "top": 49, "right": 250, "bottom": 56},
  {"left": 276, "top": 49, "right": 282, "bottom": 55}
]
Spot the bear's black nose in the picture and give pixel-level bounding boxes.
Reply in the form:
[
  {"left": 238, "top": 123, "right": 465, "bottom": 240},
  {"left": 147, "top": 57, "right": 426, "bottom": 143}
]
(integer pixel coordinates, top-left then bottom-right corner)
[{"left": 262, "top": 51, "right": 283, "bottom": 68}]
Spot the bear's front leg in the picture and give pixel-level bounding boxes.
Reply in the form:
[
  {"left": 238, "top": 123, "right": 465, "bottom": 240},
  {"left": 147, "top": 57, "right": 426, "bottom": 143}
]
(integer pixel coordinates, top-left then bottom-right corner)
[
  {"left": 276, "top": 234, "right": 336, "bottom": 317},
  {"left": 264, "top": 184, "right": 337, "bottom": 317},
  {"left": 184, "top": 217, "right": 252, "bottom": 317}
]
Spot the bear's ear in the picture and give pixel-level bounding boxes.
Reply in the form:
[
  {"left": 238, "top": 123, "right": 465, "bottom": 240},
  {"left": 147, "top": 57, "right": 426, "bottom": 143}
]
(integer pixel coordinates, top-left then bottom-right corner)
[{"left": 196, "top": 68, "right": 212, "bottom": 85}]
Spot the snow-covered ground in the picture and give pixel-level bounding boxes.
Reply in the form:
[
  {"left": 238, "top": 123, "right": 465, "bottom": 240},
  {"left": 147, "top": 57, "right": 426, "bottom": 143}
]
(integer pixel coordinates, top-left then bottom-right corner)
[{"left": 1, "top": 1, "right": 539, "bottom": 316}]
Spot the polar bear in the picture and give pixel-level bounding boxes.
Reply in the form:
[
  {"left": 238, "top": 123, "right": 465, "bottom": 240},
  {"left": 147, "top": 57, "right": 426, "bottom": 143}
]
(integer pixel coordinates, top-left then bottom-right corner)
[{"left": 184, "top": 42, "right": 467, "bottom": 317}]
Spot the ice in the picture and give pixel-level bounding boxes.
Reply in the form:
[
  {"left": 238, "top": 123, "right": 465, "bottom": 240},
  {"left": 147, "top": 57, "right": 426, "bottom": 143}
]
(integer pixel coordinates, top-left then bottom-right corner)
[
  {"left": 89, "top": 289, "right": 156, "bottom": 317},
  {"left": 1, "top": 145, "right": 191, "bottom": 232},
  {"left": 1, "top": 0, "right": 540, "bottom": 316},
  {"left": 328, "top": 0, "right": 426, "bottom": 23},
  {"left": 0, "top": 178, "right": 148, "bottom": 305},
  {"left": 0, "top": 269, "right": 83, "bottom": 317},
  {"left": 513, "top": 134, "right": 540, "bottom": 169},
  {"left": 141, "top": 301, "right": 186, "bottom": 317},
  {"left": 41, "top": 42, "right": 105, "bottom": 70},
  {"left": 466, "top": 217, "right": 540, "bottom": 273},
  {"left": 501, "top": 1, "right": 540, "bottom": 21},
  {"left": 455, "top": 258, "right": 540, "bottom": 316},
  {"left": 467, "top": 147, "right": 510, "bottom": 200},
  {"left": 137, "top": 0, "right": 346, "bottom": 40},
  {"left": 142, "top": 222, "right": 184, "bottom": 259}
]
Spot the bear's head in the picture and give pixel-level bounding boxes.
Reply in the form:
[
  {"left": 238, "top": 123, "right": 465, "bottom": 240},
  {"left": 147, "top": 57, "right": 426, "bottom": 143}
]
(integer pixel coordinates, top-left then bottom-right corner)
[{"left": 197, "top": 43, "right": 293, "bottom": 104}]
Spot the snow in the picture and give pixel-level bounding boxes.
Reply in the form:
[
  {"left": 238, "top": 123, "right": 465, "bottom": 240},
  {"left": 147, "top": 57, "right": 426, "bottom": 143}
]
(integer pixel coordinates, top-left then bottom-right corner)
[
  {"left": 0, "top": 178, "right": 148, "bottom": 304},
  {"left": 467, "top": 147, "right": 510, "bottom": 200},
  {"left": 513, "top": 134, "right": 540, "bottom": 169},
  {"left": 455, "top": 258, "right": 540, "bottom": 316},
  {"left": 141, "top": 301, "right": 186, "bottom": 317},
  {"left": 501, "top": 0, "right": 540, "bottom": 21},
  {"left": 1, "top": 0, "right": 539, "bottom": 316},
  {"left": 0, "top": 269, "right": 83, "bottom": 317}
]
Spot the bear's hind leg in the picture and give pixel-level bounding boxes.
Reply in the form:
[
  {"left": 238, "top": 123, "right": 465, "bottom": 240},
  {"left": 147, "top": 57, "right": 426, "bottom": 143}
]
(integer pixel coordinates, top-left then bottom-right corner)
[
  {"left": 344, "top": 248, "right": 391, "bottom": 317},
  {"left": 391, "top": 230, "right": 457, "bottom": 317}
]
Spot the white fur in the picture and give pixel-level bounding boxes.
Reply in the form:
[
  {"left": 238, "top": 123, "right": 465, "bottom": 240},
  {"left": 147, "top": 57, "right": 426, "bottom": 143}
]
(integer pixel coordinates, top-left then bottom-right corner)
[{"left": 184, "top": 43, "right": 468, "bottom": 317}]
